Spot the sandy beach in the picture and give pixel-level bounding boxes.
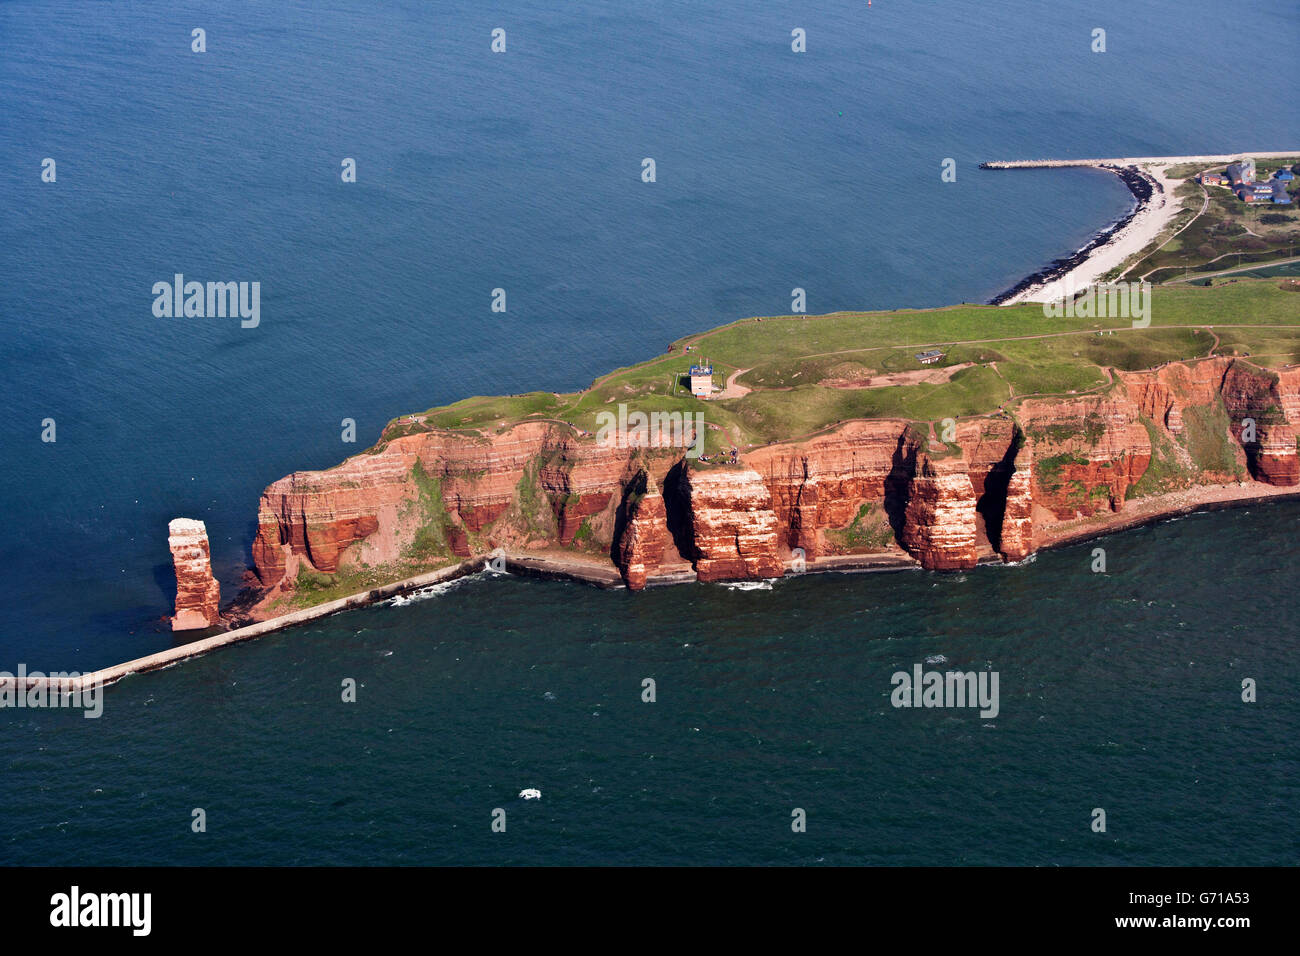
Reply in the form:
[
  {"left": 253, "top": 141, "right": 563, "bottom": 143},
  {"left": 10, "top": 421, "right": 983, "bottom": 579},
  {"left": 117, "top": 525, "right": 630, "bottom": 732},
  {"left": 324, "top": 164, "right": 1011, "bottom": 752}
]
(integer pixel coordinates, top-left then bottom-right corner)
[{"left": 987, "top": 151, "right": 1298, "bottom": 305}]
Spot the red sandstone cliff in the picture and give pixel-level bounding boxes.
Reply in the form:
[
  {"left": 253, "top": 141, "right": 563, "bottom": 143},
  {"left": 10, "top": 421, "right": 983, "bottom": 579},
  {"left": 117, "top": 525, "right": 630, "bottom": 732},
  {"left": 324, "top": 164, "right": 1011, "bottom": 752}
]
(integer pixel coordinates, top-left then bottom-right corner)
[
  {"left": 678, "top": 465, "right": 785, "bottom": 582},
  {"left": 245, "top": 356, "right": 1297, "bottom": 606},
  {"left": 998, "top": 440, "right": 1034, "bottom": 562},
  {"left": 900, "top": 451, "right": 979, "bottom": 570},
  {"left": 1016, "top": 394, "right": 1150, "bottom": 519},
  {"left": 1119, "top": 357, "right": 1299, "bottom": 487},
  {"left": 169, "top": 518, "right": 221, "bottom": 631},
  {"left": 615, "top": 475, "right": 673, "bottom": 589}
]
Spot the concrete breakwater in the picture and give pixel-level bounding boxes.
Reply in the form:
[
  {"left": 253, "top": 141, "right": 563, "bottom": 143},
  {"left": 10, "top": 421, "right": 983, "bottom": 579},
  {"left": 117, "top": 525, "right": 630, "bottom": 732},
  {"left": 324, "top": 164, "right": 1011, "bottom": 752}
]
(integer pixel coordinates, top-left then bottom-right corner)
[
  {"left": 6, "top": 485, "right": 1298, "bottom": 696},
  {"left": 0, "top": 548, "right": 917, "bottom": 695},
  {"left": 0, "top": 551, "right": 675, "bottom": 695},
  {"left": 980, "top": 151, "right": 1297, "bottom": 169},
  {"left": 0, "top": 558, "right": 490, "bottom": 694}
]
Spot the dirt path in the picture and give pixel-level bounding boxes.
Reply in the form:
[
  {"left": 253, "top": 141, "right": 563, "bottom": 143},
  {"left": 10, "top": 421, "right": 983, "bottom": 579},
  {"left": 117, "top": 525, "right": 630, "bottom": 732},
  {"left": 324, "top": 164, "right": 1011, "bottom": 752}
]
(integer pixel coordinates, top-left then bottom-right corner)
[
  {"left": 716, "top": 367, "right": 751, "bottom": 399},
  {"left": 1133, "top": 178, "right": 1209, "bottom": 281},
  {"left": 789, "top": 324, "right": 1300, "bottom": 366},
  {"left": 990, "top": 361, "right": 1015, "bottom": 399}
]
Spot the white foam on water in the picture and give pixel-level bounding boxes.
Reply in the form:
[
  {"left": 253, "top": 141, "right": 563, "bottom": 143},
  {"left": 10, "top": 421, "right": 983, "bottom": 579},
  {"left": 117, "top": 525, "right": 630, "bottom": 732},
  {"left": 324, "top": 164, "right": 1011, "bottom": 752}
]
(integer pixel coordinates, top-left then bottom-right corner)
[
  {"left": 718, "top": 580, "right": 774, "bottom": 591},
  {"left": 385, "top": 575, "right": 476, "bottom": 608}
]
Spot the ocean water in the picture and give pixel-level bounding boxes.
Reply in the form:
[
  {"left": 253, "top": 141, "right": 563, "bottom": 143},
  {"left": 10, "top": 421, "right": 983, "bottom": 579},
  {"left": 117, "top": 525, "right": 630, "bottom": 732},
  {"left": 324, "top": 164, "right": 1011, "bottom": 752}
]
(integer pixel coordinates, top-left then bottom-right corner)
[
  {"left": 2, "top": 504, "right": 1297, "bottom": 865},
  {"left": 0, "top": 0, "right": 1297, "bottom": 865}
]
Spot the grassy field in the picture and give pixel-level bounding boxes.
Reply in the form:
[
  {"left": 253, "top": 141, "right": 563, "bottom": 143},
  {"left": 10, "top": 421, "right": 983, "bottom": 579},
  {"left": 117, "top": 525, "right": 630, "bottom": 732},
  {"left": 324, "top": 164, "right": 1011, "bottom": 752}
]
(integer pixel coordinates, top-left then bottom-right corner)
[{"left": 388, "top": 280, "right": 1299, "bottom": 455}]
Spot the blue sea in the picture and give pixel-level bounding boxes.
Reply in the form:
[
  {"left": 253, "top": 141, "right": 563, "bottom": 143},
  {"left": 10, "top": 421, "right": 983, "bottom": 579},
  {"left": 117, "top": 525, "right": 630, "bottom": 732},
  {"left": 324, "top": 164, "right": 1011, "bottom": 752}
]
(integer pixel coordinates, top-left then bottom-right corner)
[{"left": 1, "top": 0, "right": 1296, "bottom": 865}]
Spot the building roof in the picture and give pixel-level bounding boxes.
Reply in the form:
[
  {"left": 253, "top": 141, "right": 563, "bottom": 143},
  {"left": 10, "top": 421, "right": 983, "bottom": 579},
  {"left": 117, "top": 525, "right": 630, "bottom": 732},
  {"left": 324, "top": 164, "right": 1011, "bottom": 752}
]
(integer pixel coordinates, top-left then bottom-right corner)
[
  {"left": 915, "top": 349, "right": 944, "bottom": 360},
  {"left": 1274, "top": 169, "right": 1295, "bottom": 180},
  {"left": 689, "top": 364, "right": 712, "bottom": 376}
]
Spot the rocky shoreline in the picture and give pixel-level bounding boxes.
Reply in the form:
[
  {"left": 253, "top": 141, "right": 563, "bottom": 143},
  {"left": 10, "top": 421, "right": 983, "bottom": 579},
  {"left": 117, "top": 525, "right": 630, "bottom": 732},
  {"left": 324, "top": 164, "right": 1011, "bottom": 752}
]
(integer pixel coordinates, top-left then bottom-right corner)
[
  {"left": 242, "top": 354, "right": 1300, "bottom": 606},
  {"left": 985, "top": 163, "right": 1158, "bottom": 306},
  {"left": 10, "top": 478, "right": 1300, "bottom": 696}
]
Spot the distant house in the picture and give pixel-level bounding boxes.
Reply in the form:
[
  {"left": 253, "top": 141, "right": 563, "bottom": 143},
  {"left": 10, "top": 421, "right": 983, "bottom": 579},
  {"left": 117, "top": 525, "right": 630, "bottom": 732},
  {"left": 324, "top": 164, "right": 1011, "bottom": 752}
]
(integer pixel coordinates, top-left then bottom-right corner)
[
  {"left": 1199, "top": 172, "right": 1225, "bottom": 186},
  {"left": 1226, "top": 159, "right": 1257, "bottom": 186},
  {"left": 1227, "top": 158, "right": 1291, "bottom": 204},
  {"left": 689, "top": 363, "right": 714, "bottom": 398},
  {"left": 915, "top": 349, "right": 945, "bottom": 365}
]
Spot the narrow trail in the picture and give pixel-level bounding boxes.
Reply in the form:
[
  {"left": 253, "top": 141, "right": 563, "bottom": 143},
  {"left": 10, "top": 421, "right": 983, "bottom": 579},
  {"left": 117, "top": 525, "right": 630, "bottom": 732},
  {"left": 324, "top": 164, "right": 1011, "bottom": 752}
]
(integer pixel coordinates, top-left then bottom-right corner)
[
  {"left": 1133, "top": 177, "right": 1209, "bottom": 281},
  {"left": 990, "top": 361, "right": 1015, "bottom": 399},
  {"left": 787, "top": 324, "right": 1300, "bottom": 365}
]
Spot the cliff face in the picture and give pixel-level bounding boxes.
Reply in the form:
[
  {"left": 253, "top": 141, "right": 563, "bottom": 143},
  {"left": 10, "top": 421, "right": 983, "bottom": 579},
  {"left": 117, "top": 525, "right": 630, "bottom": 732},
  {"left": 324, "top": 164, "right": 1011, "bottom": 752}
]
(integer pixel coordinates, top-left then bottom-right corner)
[
  {"left": 998, "top": 440, "right": 1034, "bottom": 562},
  {"left": 246, "top": 356, "right": 1296, "bottom": 605},
  {"left": 900, "top": 452, "right": 979, "bottom": 570},
  {"left": 1121, "top": 357, "right": 1300, "bottom": 488},
  {"left": 1220, "top": 362, "right": 1299, "bottom": 486},
  {"left": 169, "top": 518, "right": 221, "bottom": 631},
  {"left": 252, "top": 423, "right": 658, "bottom": 593},
  {"left": 615, "top": 475, "right": 672, "bottom": 590},
  {"left": 744, "top": 420, "right": 908, "bottom": 561},
  {"left": 678, "top": 466, "right": 785, "bottom": 582},
  {"left": 1017, "top": 394, "right": 1151, "bottom": 519}
]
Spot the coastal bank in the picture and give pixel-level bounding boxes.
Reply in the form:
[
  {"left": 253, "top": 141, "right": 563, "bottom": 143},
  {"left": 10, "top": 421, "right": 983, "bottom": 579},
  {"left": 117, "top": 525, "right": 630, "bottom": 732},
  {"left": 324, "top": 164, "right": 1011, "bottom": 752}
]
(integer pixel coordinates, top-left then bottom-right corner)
[
  {"left": 7, "top": 480, "right": 1300, "bottom": 696},
  {"left": 983, "top": 151, "right": 1299, "bottom": 305}
]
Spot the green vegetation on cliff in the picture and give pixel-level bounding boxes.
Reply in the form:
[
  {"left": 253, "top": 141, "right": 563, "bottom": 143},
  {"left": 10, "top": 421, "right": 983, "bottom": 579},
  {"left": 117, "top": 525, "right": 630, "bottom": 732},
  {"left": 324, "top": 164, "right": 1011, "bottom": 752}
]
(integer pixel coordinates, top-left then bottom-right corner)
[
  {"left": 404, "top": 460, "right": 451, "bottom": 561},
  {"left": 383, "top": 281, "right": 1298, "bottom": 451}
]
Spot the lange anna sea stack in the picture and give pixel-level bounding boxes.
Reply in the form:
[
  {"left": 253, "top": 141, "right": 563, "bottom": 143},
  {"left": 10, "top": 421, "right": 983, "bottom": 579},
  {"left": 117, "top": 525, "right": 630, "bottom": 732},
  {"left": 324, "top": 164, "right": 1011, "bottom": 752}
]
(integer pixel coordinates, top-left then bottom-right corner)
[{"left": 168, "top": 518, "right": 221, "bottom": 631}]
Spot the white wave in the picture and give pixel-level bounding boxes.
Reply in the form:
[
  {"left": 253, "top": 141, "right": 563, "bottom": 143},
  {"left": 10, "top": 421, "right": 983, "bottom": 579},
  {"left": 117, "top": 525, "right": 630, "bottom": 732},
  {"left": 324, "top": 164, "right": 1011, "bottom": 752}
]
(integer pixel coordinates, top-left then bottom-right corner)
[
  {"left": 925, "top": 654, "right": 948, "bottom": 664},
  {"left": 386, "top": 575, "right": 475, "bottom": 608},
  {"left": 718, "top": 580, "right": 774, "bottom": 591}
]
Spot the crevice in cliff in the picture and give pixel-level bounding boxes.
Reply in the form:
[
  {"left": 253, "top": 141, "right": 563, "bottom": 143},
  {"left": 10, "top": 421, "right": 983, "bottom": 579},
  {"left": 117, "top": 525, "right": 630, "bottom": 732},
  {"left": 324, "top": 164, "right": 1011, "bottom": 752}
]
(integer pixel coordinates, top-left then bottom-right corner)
[
  {"left": 609, "top": 468, "right": 648, "bottom": 566},
  {"left": 663, "top": 459, "right": 697, "bottom": 561},
  {"left": 975, "top": 433, "right": 1020, "bottom": 553},
  {"left": 882, "top": 432, "right": 918, "bottom": 541}
]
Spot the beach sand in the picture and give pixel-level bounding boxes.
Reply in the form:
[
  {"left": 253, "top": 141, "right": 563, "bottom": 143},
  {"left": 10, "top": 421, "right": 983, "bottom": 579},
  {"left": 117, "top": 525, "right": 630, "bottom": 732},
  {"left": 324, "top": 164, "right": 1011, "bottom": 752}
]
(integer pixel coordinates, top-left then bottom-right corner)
[{"left": 991, "top": 151, "right": 1297, "bottom": 306}]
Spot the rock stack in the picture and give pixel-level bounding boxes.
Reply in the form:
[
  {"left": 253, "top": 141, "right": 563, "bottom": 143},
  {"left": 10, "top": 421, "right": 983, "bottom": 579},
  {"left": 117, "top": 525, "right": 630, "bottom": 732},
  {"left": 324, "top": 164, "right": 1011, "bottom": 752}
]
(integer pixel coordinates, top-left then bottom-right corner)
[{"left": 168, "top": 518, "right": 221, "bottom": 631}]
